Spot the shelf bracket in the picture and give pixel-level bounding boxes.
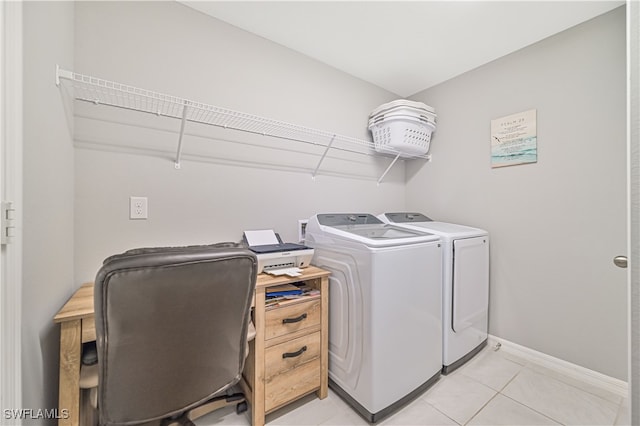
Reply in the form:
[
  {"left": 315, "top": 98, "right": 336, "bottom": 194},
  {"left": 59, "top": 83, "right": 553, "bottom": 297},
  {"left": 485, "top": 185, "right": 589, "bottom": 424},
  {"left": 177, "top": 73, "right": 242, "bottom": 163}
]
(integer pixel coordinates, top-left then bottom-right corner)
[
  {"left": 55, "top": 64, "right": 74, "bottom": 87},
  {"left": 174, "top": 101, "right": 190, "bottom": 169},
  {"left": 377, "top": 153, "right": 402, "bottom": 185},
  {"left": 311, "top": 135, "right": 336, "bottom": 180}
]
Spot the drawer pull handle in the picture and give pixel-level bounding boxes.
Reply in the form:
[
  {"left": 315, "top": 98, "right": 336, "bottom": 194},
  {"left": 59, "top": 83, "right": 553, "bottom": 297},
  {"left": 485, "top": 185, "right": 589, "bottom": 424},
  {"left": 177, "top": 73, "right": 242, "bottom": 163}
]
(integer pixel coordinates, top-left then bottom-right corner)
[
  {"left": 282, "top": 346, "right": 307, "bottom": 359},
  {"left": 282, "top": 313, "right": 307, "bottom": 324}
]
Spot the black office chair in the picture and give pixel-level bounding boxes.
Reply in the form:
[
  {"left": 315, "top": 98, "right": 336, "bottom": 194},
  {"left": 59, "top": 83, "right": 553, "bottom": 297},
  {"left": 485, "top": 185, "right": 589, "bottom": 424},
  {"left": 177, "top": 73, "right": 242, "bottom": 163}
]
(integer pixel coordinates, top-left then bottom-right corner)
[{"left": 91, "top": 243, "right": 257, "bottom": 426}]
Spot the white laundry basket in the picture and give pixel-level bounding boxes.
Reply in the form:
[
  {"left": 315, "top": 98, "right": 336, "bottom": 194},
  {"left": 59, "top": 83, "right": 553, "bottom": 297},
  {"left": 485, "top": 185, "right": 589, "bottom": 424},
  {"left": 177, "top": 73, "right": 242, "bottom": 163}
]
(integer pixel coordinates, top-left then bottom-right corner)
[{"left": 368, "top": 100, "right": 437, "bottom": 157}]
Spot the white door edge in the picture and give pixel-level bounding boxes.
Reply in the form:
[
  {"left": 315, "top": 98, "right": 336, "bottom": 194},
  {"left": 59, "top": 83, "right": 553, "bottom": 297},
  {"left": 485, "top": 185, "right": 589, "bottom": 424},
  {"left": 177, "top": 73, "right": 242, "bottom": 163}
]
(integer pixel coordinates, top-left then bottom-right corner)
[
  {"left": 0, "top": 1, "right": 23, "bottom": 422},
  {"left": 628, "top": 1, "right": 640, "bottom": 424}
]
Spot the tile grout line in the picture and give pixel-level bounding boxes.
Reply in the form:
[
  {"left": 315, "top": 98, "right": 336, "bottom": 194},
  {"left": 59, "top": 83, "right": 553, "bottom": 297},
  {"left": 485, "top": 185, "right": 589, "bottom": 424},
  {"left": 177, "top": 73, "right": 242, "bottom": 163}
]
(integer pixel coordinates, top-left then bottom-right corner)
[
  {"left": 498, "top": 363, "right": 594, "bottom": 425},
  {"left": 461, "top": 363, "right": 525, "bottom": 426},
  {"left": 499, "top": 368, "right": 576, "bottom": 426},
  {"left": 497, "top": 363, "right": 524, "bottom": 392},
  {"left": 421, "top": 392, "right": 464, "bottom": 426},
  {"left": 496, "top": 363, "right": 620, "bottom": 426},
  {"left": 460, "top": 354, "right": 566, "bottom": 426},
  {"left": 462, "top": 391, "right": 501, "bottom": 426},
  {"left": 495, "top": 350, "right": 621, "bottom": 424},
  {"left": 497, "top": 392, "right": 567, "bottom": 426}
]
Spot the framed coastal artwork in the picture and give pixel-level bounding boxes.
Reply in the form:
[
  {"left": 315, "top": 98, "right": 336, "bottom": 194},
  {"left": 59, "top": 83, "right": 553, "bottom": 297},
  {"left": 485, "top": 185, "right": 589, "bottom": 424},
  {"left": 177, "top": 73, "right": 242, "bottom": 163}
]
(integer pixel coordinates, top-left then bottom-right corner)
[{"left": 490, "top": 109, "right": 537, "bottom": 168}]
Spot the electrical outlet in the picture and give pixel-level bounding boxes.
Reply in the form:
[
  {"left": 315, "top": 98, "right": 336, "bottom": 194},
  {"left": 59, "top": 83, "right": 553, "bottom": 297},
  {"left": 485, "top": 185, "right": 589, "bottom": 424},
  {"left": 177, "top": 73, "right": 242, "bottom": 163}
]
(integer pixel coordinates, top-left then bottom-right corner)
[
  {"left": 129, "top": 196, "right": 148, "bottom": 220},
  {"left": 298, "top": 219, "right": 308, "bottom": 243}
]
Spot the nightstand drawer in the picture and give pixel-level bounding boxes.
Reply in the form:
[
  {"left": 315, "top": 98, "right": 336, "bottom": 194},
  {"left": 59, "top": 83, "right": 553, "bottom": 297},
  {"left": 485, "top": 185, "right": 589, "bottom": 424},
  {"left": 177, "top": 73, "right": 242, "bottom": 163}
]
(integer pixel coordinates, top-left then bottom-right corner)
[
  {"left": 264, "top": 332, "right": 321, "bottom": 413},
  {"left": 265, "top": 299, "right": 321, "bottom": 340},
  {"left": 265, "top": 331, "right": 320, "bottom": 380}
]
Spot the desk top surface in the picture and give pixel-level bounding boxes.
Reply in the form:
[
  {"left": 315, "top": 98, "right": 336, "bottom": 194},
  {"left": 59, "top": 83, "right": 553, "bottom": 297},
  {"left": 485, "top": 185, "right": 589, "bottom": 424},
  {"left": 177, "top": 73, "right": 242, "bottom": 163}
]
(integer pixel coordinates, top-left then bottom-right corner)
[
  {"left": 53, "top": 266, "right": 330, "bottom": 324},
  {"left": 53, "top": 282, "right": 94, "bottom": 323}
]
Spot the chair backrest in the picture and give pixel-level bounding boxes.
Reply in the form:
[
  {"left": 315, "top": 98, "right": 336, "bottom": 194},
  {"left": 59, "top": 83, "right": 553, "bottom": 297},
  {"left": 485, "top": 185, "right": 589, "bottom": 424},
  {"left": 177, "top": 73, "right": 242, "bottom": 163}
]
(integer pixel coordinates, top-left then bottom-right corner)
[{"left": 94, "top": 244, "right": 257, "bottom": 425}]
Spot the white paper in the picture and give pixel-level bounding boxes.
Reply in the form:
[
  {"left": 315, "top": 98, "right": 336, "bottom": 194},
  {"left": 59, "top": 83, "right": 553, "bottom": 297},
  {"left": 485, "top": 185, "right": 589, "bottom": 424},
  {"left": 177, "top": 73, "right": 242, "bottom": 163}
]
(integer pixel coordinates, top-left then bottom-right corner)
[
  {"left": 244, "top": 229, "right": 279, "bottom": 246},
  {"left": 265, "top": 267, "right": 302, "bottom": 277}
]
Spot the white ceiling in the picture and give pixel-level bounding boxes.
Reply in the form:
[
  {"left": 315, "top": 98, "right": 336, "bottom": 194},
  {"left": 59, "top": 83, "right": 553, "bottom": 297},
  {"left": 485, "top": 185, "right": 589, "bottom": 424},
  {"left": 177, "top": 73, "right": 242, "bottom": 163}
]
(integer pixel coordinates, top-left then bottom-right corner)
[{"left": 181, "top": 1, "right": 624, "bottom": 97}]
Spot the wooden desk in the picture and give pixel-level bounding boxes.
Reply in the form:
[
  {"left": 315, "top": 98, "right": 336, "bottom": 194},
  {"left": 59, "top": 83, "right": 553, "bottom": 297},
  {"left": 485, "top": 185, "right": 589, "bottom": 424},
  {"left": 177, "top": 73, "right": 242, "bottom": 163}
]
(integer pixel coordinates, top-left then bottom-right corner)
[
  {"left": 54, "top": 267, "right": 330, "bottom": 426},
  {"left": 54, "top": 282, "right": 95, "bottom": 426}
]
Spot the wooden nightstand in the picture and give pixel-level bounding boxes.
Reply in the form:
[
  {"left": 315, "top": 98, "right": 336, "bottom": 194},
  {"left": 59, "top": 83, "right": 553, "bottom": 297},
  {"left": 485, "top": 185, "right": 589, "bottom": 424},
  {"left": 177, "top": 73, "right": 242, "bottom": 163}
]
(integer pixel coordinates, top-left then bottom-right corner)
[{"left": 240, "top": 266, "right": 330, "bottom": 426}]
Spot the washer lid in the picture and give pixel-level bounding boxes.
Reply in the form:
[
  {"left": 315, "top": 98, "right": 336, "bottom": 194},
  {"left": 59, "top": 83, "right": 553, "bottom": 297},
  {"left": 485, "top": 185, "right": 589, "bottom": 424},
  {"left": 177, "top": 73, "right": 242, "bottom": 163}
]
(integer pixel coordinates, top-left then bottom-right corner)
[
  {"left": 314, "top": 213, "right": 439, "bottom": 245},
  {"left": 408, "top": 221, "right": 488, "bottom": 238},
  {"left": 378, "top": 212, "right": 488, "bottom": 239}
]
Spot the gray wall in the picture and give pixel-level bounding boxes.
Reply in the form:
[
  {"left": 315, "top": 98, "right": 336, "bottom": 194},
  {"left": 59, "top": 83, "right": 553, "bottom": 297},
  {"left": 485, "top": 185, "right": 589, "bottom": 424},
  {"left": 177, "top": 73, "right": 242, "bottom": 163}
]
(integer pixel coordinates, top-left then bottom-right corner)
[
  {"left": 22, "top": 0, "right": 75, "bottom": 417},
  {"left": 72, "top": 1, "right": 405, "bottom": 283},
  {"left": 407, "top": 7, "right": 627, "bottom": 380}
]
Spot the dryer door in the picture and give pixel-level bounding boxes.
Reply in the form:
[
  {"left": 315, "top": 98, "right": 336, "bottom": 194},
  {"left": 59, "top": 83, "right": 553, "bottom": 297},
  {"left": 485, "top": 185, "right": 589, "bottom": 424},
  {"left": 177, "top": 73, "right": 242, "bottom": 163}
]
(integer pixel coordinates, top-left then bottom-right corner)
[{"left": 452, "top": 236, "right": 489, "bottom": 333}]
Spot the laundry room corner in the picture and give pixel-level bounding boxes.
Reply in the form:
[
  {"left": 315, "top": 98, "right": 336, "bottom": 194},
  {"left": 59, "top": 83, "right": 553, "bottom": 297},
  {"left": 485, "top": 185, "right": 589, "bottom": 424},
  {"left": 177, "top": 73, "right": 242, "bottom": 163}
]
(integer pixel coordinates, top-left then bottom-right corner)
[{"left": 406, "top": 6, "right": 627, "bottom": 381}]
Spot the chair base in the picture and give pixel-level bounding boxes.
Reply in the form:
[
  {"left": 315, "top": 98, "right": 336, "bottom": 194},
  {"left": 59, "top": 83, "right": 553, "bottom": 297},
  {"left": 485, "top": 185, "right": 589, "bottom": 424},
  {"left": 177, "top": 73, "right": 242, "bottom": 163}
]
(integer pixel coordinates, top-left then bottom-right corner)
[
  {"left": 161, "top": 393, "right": 247, "bottom": 426},
  {"left": 81, "top": 389, "right": 247, "bottom": 425},
  {"left": 188, "top": 392, "right": 247, "bottom": 421}
]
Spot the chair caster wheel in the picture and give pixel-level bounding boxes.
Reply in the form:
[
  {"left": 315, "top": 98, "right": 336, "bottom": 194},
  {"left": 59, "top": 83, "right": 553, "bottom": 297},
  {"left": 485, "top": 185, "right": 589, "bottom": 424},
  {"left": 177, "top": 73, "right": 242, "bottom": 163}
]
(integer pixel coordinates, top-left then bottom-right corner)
[{"left": 236, "top": 401, "right": 248, "bottom": 414}]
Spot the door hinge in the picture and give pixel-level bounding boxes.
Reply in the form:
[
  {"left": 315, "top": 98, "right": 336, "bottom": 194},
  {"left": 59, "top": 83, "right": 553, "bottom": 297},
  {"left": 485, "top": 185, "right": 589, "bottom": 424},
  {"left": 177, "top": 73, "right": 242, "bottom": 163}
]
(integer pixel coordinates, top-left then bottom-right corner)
[{"left": 1, "top": 201, "right": 16, "bottom": 245}]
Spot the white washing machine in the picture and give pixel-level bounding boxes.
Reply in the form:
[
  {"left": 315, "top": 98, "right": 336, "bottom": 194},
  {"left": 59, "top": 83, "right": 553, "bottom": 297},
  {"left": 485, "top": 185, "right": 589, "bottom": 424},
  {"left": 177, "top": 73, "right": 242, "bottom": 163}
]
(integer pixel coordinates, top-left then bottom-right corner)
[
  {"left": 305, "top": 213, "right": 442, "bottom": 423},
  {"left": 379, "top": 212, "right": 489, "bottom": 374}
]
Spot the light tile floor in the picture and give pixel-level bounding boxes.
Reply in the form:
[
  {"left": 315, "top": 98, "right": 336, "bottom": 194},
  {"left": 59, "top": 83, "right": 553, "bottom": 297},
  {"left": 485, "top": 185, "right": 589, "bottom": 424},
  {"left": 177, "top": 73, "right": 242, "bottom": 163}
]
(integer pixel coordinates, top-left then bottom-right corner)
[{"left": 196, "top": 347, "right": 630, "bottom": 426}]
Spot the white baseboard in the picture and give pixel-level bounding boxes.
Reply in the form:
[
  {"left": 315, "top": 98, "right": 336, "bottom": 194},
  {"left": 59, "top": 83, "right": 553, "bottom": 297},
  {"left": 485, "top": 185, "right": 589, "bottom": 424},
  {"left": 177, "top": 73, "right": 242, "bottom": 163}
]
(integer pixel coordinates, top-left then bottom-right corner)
[{"left": 488, "top": 335, "right": 628, "bottom": 398}]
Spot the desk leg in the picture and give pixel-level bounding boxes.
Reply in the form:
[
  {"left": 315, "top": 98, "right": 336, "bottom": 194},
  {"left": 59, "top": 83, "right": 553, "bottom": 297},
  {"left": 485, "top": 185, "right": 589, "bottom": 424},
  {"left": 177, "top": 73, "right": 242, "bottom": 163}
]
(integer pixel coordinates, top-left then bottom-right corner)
[
  {"left": 251, "top": 287, "right": 266, "bottom": 426},
  {"left": 58, "top": 320, "right": 81, "bottom": 426},
  {"left": 317, "top": 276, "right": 329, "bottom": 400}
]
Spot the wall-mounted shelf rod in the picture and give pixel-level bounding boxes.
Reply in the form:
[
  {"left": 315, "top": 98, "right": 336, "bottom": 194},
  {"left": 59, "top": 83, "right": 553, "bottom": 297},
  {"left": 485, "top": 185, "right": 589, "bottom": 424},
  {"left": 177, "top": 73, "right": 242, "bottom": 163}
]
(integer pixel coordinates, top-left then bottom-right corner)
[
  {"left": 55, "top": 66, "right": 428, "bottom": 182},
  {"left": 312, "top": 135, "right": 336, "bottom": 180},
  {"left": 175, "top": 101, "right": 189, "bottom": 169},
  {"left": 377, "top": 153, "right": 402, "bottom": 185}
]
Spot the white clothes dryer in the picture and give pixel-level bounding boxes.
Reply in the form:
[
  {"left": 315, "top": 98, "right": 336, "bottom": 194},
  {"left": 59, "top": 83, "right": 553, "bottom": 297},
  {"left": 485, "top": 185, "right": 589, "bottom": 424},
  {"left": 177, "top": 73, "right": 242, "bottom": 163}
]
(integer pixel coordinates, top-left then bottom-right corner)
[
  {"left": 305, "top": 213, "right": 442, "bottom": 423},
  {"left": 379, "top": 213, "right": 489, "bottom": 374}
]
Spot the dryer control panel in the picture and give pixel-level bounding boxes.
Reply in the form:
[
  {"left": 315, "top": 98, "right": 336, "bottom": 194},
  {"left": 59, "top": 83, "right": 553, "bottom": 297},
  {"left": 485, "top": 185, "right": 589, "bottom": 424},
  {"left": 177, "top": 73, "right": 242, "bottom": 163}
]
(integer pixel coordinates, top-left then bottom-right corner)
[{"left": 383, "top": 212, "right": 433, "bottom": 223}]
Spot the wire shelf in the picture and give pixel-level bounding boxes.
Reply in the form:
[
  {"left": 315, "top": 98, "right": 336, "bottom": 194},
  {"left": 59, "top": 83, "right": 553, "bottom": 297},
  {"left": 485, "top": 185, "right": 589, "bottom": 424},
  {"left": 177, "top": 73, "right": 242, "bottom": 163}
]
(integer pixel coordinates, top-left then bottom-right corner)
[{"left": 56, "top": 66, "right": 429, "bottom": 182}]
